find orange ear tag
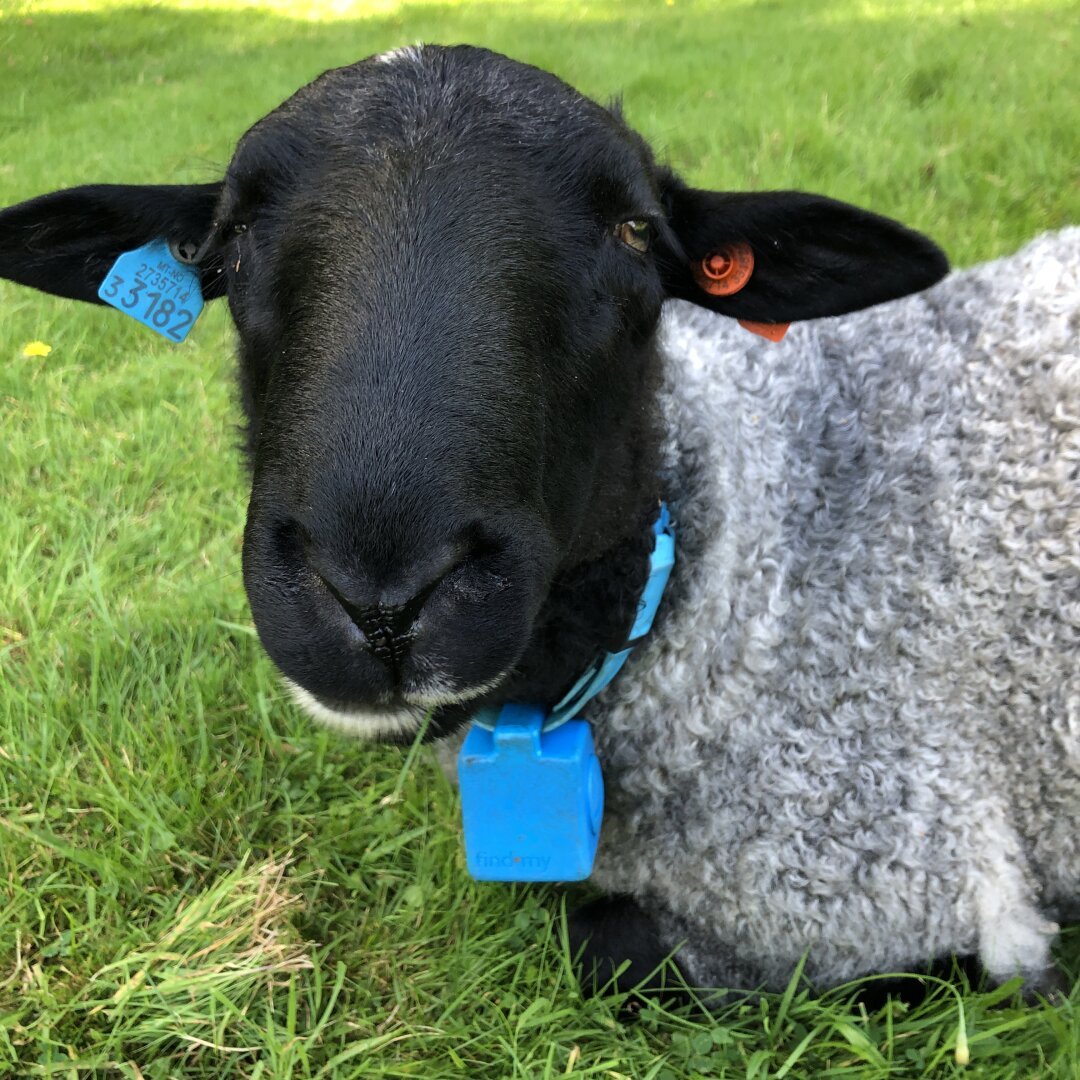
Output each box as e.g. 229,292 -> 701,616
737,319 -> 790,342
691,242 -> 790,343
692,242 -> 755,296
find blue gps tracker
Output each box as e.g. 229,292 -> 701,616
458,705 -> 603,881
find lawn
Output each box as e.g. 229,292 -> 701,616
1,0 -> 1078,1076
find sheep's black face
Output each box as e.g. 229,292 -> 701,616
223,47 -> 669,739
0,45 -> 950,741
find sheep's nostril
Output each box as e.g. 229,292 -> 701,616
316,564 -> 453,677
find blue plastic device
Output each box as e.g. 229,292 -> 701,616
458,504 -> 675,882
97,239 -> 204,342
458,705 -> 604,881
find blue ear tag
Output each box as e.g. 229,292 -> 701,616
97,239 -> 204,342
458,504 -> 675,883
458,704 -> 603,881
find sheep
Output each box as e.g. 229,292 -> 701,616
0,43 -> 1075,1000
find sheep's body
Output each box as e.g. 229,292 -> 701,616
587,229 -> 1080,991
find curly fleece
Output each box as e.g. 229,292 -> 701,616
584,229 -> 1080,991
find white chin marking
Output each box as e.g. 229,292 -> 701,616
374,44 -> 424,66
285,680 -> 425,740
406,674 -> 507,709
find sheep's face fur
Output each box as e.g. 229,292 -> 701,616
0,45 -> 947,742
227,48 -> 672,740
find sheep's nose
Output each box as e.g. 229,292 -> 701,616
314,560 -> 456,679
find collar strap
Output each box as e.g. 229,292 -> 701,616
471,503 -> 675,733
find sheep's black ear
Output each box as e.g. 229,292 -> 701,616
0,182 -> 225,304
658,183 -> 949,326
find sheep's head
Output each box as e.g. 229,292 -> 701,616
0,46 -> 947,741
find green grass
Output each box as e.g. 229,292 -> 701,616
1,0 -> 1078,1075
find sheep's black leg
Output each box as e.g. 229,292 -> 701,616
1015,963 -> 1070,1004
847,955 -> 983,1011
568,895 -> 688,1001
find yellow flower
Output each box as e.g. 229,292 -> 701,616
22,340 -> 52,358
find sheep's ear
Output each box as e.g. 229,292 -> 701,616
0,182 -> 225,304
658,185 -> 949,328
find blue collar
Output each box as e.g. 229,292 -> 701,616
471,502 -> 675,732
457,504 -> 675,882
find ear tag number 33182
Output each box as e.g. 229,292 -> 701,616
98,239 -> 204,343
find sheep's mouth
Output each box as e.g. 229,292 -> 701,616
285,680 -> 427,740
284,678 -> 499,743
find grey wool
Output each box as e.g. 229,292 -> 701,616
574,228 -> 1080,993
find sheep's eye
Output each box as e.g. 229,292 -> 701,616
616,219 -> 651,253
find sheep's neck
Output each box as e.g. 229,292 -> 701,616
516,505 -> 661,699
